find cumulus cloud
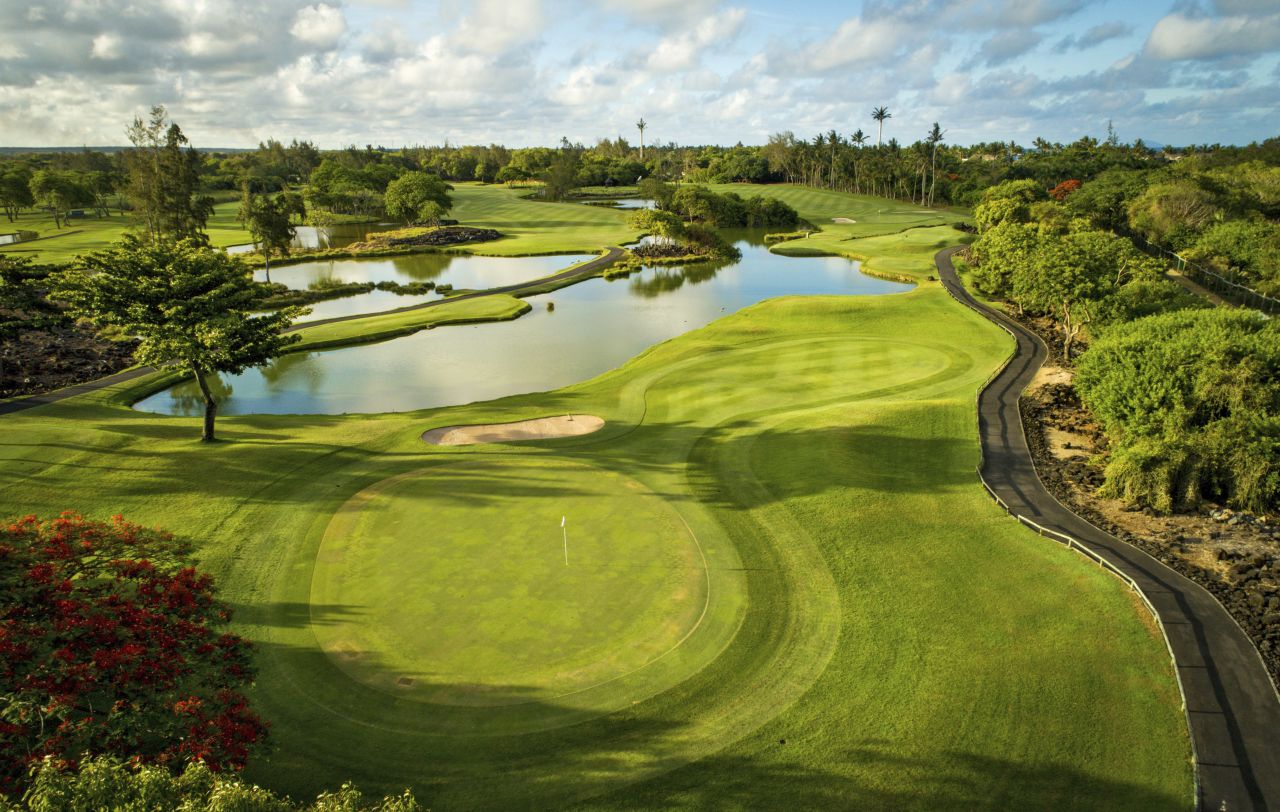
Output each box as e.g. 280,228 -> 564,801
290,4 -> 347,47
647,8 -> 746,72
1144,9 -> 1280,60
0,0 -> 1277,149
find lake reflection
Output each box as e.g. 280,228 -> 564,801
136,231 -> 911,416
262,253 -> 592,323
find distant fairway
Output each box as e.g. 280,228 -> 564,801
0,199 -> 252,264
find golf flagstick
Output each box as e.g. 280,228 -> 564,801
561,516 -> 568,566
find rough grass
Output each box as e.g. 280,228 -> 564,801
0,224 -> 1190,809
0,201 -> 252,264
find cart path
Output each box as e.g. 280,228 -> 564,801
936,245 -> 1280,811
0,247 -> 625,416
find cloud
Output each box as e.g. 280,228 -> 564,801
592,0 -> 725,29
0,0 -> 1277,150
647,8 -> 746,72
804,15 -> 913,71
1052,20 -> 1133,52
972,29 -> 1043,66
1144,10 -> 1280,60
290,4 -> 347,47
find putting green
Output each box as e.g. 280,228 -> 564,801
311,458 -> 727,715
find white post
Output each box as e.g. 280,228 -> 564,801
561,516 -> 568,566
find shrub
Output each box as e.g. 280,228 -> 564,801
1076,309 -> 1280,512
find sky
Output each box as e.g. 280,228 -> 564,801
0,0 -> 1277,149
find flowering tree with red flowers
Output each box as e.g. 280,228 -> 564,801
0,513 -> 267,792
1049,179 -> 1082,201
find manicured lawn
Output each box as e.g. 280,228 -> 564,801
706,182 -> 969,237
0,200 -> 252,264
447,183 -> 639,255
0,217 -> 1190,809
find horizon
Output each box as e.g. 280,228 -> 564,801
1,1 -> 1278,150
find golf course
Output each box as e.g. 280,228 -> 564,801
0,185 -> 1194,808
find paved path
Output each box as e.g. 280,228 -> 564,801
936,246 -> 1280,811
0,247 -> 625,416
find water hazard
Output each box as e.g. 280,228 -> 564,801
136,232 -> 911,416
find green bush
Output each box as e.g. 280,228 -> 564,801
6,757 -> 420,812
1076,309 -> 1280,512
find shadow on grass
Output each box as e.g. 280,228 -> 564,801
243,638 -> 1184,812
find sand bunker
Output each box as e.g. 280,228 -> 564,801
421,414 -> 605,445
832,217 -> 857,224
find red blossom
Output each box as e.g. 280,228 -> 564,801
0,513 -> 266,793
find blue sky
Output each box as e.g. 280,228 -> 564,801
0,0 -> 1277,148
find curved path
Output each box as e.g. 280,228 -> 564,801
0,247 -> 625,417
936,246 -> 1280,811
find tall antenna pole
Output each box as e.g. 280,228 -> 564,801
636,118 -> 647,161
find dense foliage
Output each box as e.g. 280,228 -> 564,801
1075,310 -> 1280,513
967,180 -> 1173,356
383,172 -> 453,225
667,186 -> 800,229
0,514 -> 267,793
53,238 -> 303,441
4,756 -> 419,811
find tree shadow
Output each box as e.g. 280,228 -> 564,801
241,636 -> 1183,811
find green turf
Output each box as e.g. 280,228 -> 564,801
0,211 -> 1190,808
311,457 -> 726,723
0,201 -> 253,264
706,183 -> 968,237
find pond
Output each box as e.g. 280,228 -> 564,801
256,253 -> 592,324
226,222 -> 400,255
135,232 -> 911,416
583,198 -> 655,210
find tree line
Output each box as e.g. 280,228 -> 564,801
964,177 -> 1279,515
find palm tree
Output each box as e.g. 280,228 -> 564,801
849,129 -> 870,193
826,129 -> 841,189
872,106 -> 891,148
926,122 -> 945,206
850,129 -> 867,193
636,118 -> 647,161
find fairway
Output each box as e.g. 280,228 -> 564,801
0,210 -> 1192,808
311,458 -> 730,719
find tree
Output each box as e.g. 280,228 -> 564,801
872,106 -> 892,148
0,165 -> 34,223
926,122 -> 945,205
123,106 -> 214,242
628,209 -> 685,244
241,193 -> 298,283
541,141 -> 581,202
0,513 -> 268,792
1076,309 -> 1280,513
637,177 -> 676,210
54,237 -> 304,441
28,170 -> 93,229
1011,229 -> 1161,357
1126,178 -> 1225,248
383,171 -> 453,225
636,117 -> 647,161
